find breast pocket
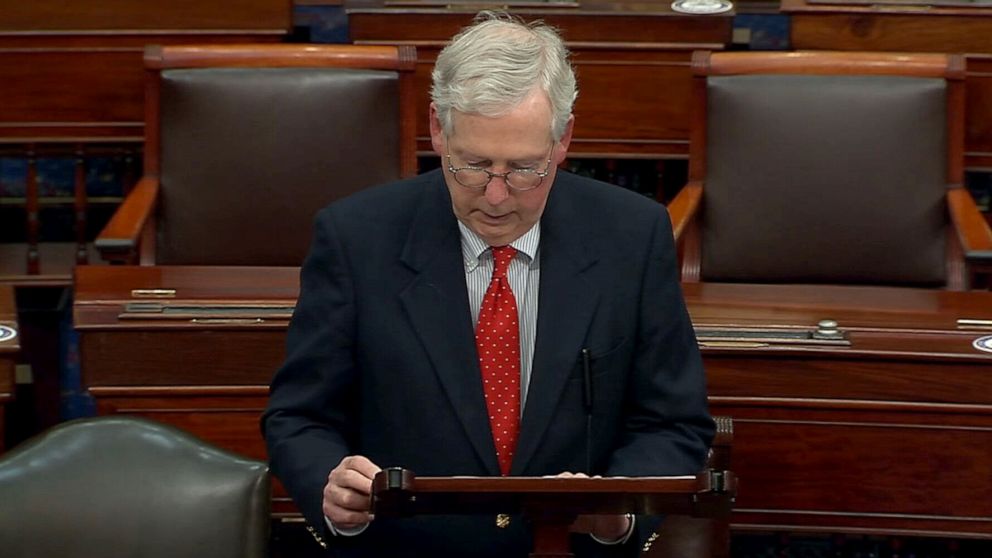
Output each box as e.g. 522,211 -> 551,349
569,337 -> 630,385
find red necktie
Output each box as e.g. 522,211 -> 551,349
476,245 -> 521,476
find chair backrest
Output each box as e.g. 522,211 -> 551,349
146,44 -> 417,265
689,51 -> 965,287
0,416 -> 270,558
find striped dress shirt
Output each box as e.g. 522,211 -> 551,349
458,221 -> 540,411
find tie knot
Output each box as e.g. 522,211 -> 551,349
491,246 -> 517,278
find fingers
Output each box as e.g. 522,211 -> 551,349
555,471 -> 589,478
338,455 -> 382,482
322,455 -> 383,529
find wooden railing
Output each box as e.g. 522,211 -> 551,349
0,143 -> 141,285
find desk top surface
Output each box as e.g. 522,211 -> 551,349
682,282 -> 992,329
74,266 -> 992,361
74,265 -> 300,302
682,282 -> 992,361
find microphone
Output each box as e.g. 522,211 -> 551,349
581,347 -> 593,474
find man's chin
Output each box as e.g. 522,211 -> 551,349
472,223 -> 516,247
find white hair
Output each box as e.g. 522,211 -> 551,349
430,11 -> 578,141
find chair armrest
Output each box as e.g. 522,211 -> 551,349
95,176 -> 159,263
668,181 -> 703,242
947,187 -> 992,267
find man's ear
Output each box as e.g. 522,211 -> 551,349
429,103 -> 445,156
554,115 -> 575,164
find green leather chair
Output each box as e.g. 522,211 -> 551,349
0,416 -> 270,558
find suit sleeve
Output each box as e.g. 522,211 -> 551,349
261,207 -> 360,535
604,207 -> 716,556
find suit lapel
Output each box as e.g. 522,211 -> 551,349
398,173 -> 500,475
513,175 -> 601,474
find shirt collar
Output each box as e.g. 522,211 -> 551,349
458,221 -> 541,272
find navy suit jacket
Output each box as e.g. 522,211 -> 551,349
262,169 -> 713,557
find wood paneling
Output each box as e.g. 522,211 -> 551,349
346,1 -> 731,158
0,46 -> 146,141
0,35 -> 287,143
725,409 -> 992,537
1,0 -> 291,32
781,0 -> 992,53
0,1 -> 290,143
92,388 -> 270,460
82,330 -> 285,386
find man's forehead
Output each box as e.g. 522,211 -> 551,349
449,139 -> 552,163
447,113 -> 553,147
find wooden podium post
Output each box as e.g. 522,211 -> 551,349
371,468 -> 736,558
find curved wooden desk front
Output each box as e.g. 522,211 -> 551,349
74,266 -> 992,538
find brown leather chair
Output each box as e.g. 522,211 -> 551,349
0,416 -> 270,558
95,44 -> 418,265
669,51 -> 992,290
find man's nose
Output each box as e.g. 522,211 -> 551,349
484,174 -> 511,205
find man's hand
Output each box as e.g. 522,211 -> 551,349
557,472 -> 633,542
323,455 -> 382,530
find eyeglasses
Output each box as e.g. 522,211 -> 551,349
445,143 -> 555,192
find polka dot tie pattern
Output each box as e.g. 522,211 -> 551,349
476,245 -> 521,476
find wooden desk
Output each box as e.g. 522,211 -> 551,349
73,265 -> 298,512
74,267 -> 992,537
346,0 -> 732,159
781,0 -> 992,170
683,282 -> 992,539
0,285 -> 19,453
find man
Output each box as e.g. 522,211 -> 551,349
262,12 -> 713,557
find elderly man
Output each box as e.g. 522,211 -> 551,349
263,11 -> 713,557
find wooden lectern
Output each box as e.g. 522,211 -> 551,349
372,468 -> 737,558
